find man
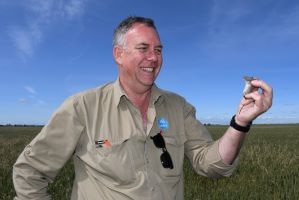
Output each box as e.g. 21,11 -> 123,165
13,16 -> 273,200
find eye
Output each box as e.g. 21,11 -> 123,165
136,47 -> 148,53
155,48 -> 162,55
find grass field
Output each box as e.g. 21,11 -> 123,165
1,124 -> 298,200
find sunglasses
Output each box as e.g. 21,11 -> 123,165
150,131 -> 174,169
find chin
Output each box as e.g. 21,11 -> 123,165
139,81 -> 154,88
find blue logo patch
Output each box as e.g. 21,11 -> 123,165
158,118 -> 169,130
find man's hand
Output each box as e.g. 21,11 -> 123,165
219,78 -> 273,165
236,79 -> 273,126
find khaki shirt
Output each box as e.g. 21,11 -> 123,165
13,78 -> 237,200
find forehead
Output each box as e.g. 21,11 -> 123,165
124,23 -> 161,45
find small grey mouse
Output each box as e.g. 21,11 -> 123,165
243,76 -> 258,96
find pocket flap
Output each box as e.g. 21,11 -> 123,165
164,134 -> 186,146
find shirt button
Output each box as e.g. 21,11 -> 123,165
25,145 -> 31,155
25,149 -> 31,155
151,187 -> 155,191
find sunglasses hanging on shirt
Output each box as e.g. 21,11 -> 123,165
150,131 -> 174,169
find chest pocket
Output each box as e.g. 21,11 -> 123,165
160,133 -> 186,178
93,137 -> 137,185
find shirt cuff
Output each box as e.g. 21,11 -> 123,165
206,140 -> 239,177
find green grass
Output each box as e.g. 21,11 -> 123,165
1,125 -> 298,200
0,127 -> 40,200
184,124 -> 299,200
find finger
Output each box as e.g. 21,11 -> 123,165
245,90 -> 273,113
251,79 -> 273,98
244,91 -> 262,106
241,96 -> 254,105
251,79 -> 273,110
238,96 -> 255,114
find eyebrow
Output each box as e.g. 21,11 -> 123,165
136,43 -> 163,49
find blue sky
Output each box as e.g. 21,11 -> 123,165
1,0 -> 299,125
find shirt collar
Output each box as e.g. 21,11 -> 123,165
113,77 -> 164,107
150,83 -> 164,106
113,77 -> 126,106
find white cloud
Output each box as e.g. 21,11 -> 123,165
20,86 -> 48,106
24,86 -> 37,95
9,24 -> 42,60
65,0 -> 86,19
26,0 -> 86,20
9,0 -> 87,60
10,28 -> 33,58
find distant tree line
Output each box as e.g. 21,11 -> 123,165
0,124 -> 43,127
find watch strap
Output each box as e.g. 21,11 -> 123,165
230,115 -> 252,133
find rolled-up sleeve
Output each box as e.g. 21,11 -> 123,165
13,96 -> 84,199
183,101 -> 238,178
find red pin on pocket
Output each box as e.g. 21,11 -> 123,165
95,139 -> 112,148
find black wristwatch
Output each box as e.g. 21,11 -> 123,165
230,115 -> 252,133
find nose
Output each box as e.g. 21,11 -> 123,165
146,49 -> 160,62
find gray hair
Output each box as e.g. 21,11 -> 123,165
113,16 -> 157,47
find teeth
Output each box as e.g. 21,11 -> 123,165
142,67 -> 153,72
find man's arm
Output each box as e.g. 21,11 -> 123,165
219,79 -> 273,164
13,96 -> 84,199
183,103 -> 238,178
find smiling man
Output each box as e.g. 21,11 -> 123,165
13,16 -> 273,200
113,21 -> 163,124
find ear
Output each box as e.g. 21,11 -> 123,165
113,45 -> 124,65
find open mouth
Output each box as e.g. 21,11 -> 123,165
142,67 -> 154,72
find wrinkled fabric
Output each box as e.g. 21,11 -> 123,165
13,78 -> 237,200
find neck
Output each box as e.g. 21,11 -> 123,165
119,79 -> 152,119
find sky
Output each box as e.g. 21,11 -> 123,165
1,0 -> 299,125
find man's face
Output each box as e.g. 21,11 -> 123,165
115,23 -> 163,92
